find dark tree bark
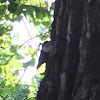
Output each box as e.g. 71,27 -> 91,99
37,0 -> 100,100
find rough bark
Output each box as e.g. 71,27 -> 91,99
36,0 -> 100,100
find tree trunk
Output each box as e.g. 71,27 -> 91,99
36,0 -> 100,100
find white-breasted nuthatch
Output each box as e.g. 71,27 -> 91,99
37,41 -> 55,69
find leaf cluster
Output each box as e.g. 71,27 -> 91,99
0,0 -> 54,99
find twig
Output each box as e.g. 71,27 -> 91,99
3,94 -> 9,100
0,55 -> 14,66
17,34 -> 42,50
0,34 -> 42,66
22,16 -> 36,46
0,95 -> 5,100
0,26 -> 50,66
15,68 -> 27,86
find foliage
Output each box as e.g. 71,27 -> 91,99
3,85 -> 30,100
0,0 -> 54,99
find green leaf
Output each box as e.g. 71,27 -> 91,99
0,0 -> 6,3
0,88 -> 3,95
8,3 -> 18,13
9,57 -> 23,69
0,5 -> 6,18
33,21 -> 40,26
42,22 -> 51,28
8,0 -> 16,3
23,58 -> 35,68
0,48 -> 3,54
33,6 -> 39,12
36,11 -> 44,19
10,45 -> 17,53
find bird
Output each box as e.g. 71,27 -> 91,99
37,41 -> 54,69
